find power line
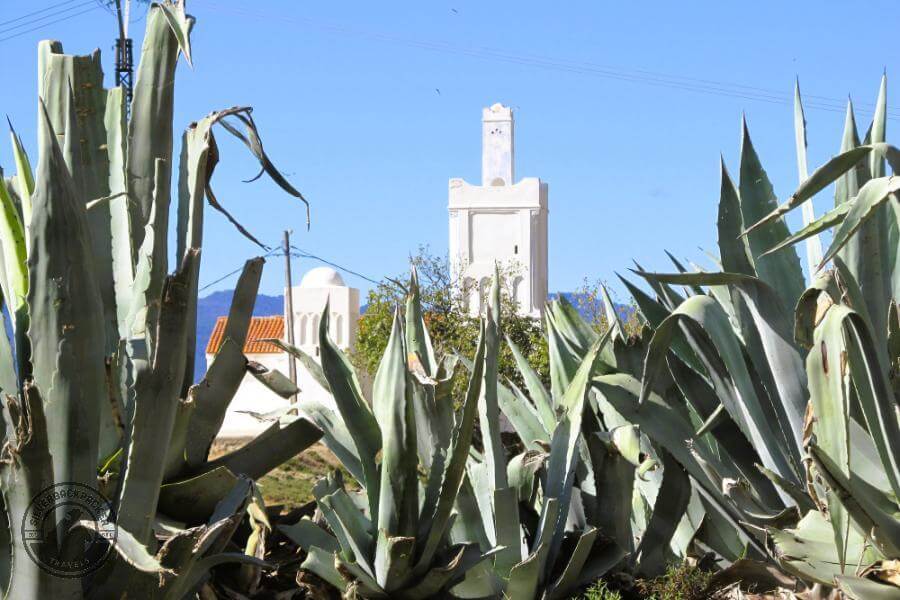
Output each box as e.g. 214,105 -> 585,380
0,4 -> 100,43
199,244 -> 282,292
0,0 -> 82,28
198,243 -> 385,293
0,1 -> 96,35
193,0 -> 900,120
290,245 -> 383,286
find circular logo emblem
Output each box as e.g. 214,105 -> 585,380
22,482 -> 117,578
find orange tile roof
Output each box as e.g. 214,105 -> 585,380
206,315 -> 285,355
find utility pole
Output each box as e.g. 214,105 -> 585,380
283,230 -> 298,402
113,0 -> 134,117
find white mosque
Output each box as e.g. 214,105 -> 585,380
212,103 -> 547,437
208,267 -> 359,437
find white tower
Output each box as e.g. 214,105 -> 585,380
449,103 -> 548,318
289,267 -> 360,410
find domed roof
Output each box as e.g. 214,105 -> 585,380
299,267 -> 346,288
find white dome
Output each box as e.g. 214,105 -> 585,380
299,267 -> 345,288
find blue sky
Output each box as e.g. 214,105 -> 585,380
1,1 -> 897,301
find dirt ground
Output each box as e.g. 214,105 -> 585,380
209,440 -> 345,510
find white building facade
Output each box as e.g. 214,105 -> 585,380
449,103 -> 549,318
209,267 -> 359,438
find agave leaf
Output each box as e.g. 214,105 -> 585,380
129,2 -> 185,250
167,553 -> 269,599
809,445 -> 900,558
746,146 -> 874,237
38,41 -> 121,354
507,450 -> 543,504
769,509 -> 881,586
373,310 -> 418,566
157,0 -> 195,67
738,119 -> 806,314
0,167 -> 26,333
506,536 -> 556,600
667,355 -> 767,488
246,361 -> 299,398
539,330 -> 610,570
618,275 -> 702,373
821,176 -> 900,267
405,267 -> 436,374
761,203 -> 850,261
405,268 -> 449,468
639,271 -> 806,463
499,378 -> 549,450
29,101 -> 107,490
105,86 -> 133,341
836,575 -> 900,600
506,335 -> 555,431
593,373 -> 767,557
263,337 -> 329,390
117,250 -> 198,543
374,533 -> 416,592
296,397 -> 364,483
215,111 -> 311,228
638,294 -> 799,493
479,268 -> 508,492
300,546 -> 345,589
320,489 -> 376,578
279,519 -> 340,554
78,521 -> 170,576
543,528 -> 600,600
587,431 -> 635,554
871,75 -> 888,178
318,302 -> 381,519
600,283 -> 626,339
404,544 -> 503,600
837,308 -> 900,499
0,385 -> 76,597
492,486 -> 523,578
545,305 -> 583,400
792,80 -> 825,272
182,339 -> 247,469
415,324 -> 485,574
633,450 -> 690,577
7,121 -> 34,236
717,159 -> 755,277
835,100 -> 864,208
205,416 -> 321,481
807,305 -> 853,568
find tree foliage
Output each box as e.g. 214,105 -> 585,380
353,246 -> 549,395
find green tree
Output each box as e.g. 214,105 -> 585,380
353,246 -> 548,396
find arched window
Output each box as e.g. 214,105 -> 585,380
334,313 -> 344,345
479,277 -> 491,314
298,314 -> 308,345
311,314 -> 321,345
512,276 -> 525,308
463,277 -> 476,312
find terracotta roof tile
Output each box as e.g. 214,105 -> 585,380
206,315 -> 285,355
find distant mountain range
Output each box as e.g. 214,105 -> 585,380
193,289 -> 631,381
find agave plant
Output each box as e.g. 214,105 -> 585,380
0,1 -> 322,597
535,77 -> 900,598
282,264 -> 698,598
275,273 -> 503,598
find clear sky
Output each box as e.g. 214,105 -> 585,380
1,1 -> 898,301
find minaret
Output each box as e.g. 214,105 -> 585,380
448,103 -> 549,319
482,103 -> 514,186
